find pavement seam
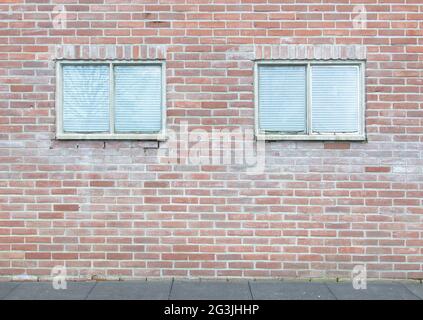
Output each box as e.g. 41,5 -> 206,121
324,283 -> 338,300
247,281 -> 254,300
85,282 -> 98,300
400,282 -> 422,300
167,278 -> 174,300
2,282 -> 22,300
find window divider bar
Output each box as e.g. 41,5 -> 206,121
109,62 -> 115,134
306,62 -> 312,135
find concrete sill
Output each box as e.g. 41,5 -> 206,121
56,133 -> 167,141
256,134 -> 366,141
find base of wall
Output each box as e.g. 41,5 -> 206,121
1,276 -> 422,284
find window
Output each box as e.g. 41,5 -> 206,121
255,61 -> 365,141
56,61 -> 166,140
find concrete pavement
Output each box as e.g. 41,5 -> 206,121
0,280 -> 422,300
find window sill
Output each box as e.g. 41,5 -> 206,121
256,133 -> 366,141
56,133 -> 167,141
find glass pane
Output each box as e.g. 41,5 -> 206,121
114,65 -> 162,133
311,65 -> 360,133
258,65 -> 306,133
62,65 -> 110,133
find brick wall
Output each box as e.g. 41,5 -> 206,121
0,0 -> 422,281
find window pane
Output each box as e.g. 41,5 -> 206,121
258,65 -> 306,133
311,65 -> 360,133
62,65 -> 110,133
114,65 -> 162,133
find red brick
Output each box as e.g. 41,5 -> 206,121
11,85 -> 33,92
90,181 -> 115,187
365,166 -> 391,173
53,204 -> 79,212
324,143 -> 351,150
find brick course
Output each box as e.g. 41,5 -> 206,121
0,0 -> 422,280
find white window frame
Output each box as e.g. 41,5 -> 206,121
254,60 -> 366,141
55,60 -> 166,140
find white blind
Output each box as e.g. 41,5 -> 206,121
258,65 -> 306,133
311,65 -> 360,133
62,65 -> 110,133
114,65 -> 162,133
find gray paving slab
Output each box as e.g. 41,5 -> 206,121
401,283 -> 423,300
170,281 -> 252,300
4,281 -> 95,300
0,282 -> 20,300
327,282 -> 420,300
87,281 -> 172,300
250,281 -> 335,300
1,280 -> 421,300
